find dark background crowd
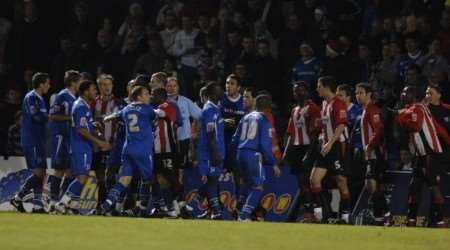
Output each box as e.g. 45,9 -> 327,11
1,0 -> 450,169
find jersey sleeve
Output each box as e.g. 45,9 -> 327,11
396,106 -> 423,132
367,106 -> 384,147
49,94 -> 64,115
260,118 -> 276,166
28,96 -> 48,124
203,108 -> 216,134
74,106 -> 90,130
307,102 -> 322,135
286,110 -> 295,135
187,98 -> 202,120
333,100 -> 348,126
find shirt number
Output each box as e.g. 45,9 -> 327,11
128,114 -> 139,132
240,121 -> 258,140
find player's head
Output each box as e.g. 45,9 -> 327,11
225,74 -> 241,97
165,76 -> 179,96
97,73 -> 114,96
336,84 -> 352,103
150,72 -> 167,90
425,84 -> 442,105
151,87 -> 168,105
243,87 -> 257,111
79,80 -> 98,101
400,86 -> 417,106
32,72 -> 51,94
199,86 -> 208,104
255,94 -> 272,112
355,83 -> 373,106
205,81 -> 223,103
135,74 -> 150,87
293,81 -> 308,103
126,79 -> 137,97
64,70 -> 82,92
316,76 -> 336,98
131,85 -> 150,104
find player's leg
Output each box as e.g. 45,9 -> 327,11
56,152 -> 91,213
427,154 -> 446,228
406,156 -> 424,227
93,151 -> 108,212
135,153 -> 155,216
102,153 -> 133,213
310,165 -> 328,221
11,146 -> 46,213
335,174 -> 351,223
239,152 -> 266,221
60,168 -> 74,198
206,160 -> 223,219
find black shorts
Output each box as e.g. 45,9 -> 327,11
154,153 -> 178,185
178,139 -> 190,169
314,141 -> 349,176
283,145 -> 311,175
414,153 -> 446,185
91,151 -> 109,171
364,158 -> 386,181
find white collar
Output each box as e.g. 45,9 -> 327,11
207,100 -> 219,108
226,93 -> 242,103
32,90 -> 43,100
64,88 -> 76,99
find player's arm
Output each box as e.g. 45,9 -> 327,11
29,97 -> 48,123
395,106 -> 423,132
260,119 -> 280,177
230,118 -> 243,151
188,98 -> 202,120
308,103 -> 322,137
433,117 -> 450,145
367,110 -> 384,149
49,97 -> 70,121
104,112 -> 120,122
76,109 -> 111,150
206,111 -> 221,165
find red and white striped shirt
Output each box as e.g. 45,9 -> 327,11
321,96 -> 348,144
396,102 -> 450,156
154,102 -> 178,154
361,102 -> 384,159
91,95 -> 121,144
286,100 -> 321,146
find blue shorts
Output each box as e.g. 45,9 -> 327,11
120,151 -> 153,180
23,145 -> 47,169
51,134 -> 70,169
107,139 -> 124,167
237,149 -> 266,188
71,151 -> 92,177
198,159 -> 223,177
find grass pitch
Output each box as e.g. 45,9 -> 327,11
0,212 -> 448,250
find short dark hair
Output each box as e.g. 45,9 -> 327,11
205,81 -> 220,98
226,74 -> 241,86
243,87 -> 257,98
293,80 -> 309,91
318,76 -> 337,92
79,80 -> 96,96
255,94 -> 272,110
135,74 -> 150,86
199,86 -> 208,99
337,84 -> 353,97
428,83 -> 442,94
131,86 -> 147,101
404,85 -> 418,99
32,72 -> 50,89
152,87 -> 168,101
355,82 -> 373,94
407,64 -> 421,74
64,70 -> 81,87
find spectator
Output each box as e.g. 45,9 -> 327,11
398,33 -> 425,81
134,33 -> 166,77
174,15 -> 200,99
278,14 -> 305,75
421,39 -> 449,79
50,35 -> 83,91
160,13 -> 179,57
156,0 -> 184,27
7,111 -> 23,157
291,43 -> 322,91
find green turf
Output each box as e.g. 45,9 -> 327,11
0,212 -> 448,250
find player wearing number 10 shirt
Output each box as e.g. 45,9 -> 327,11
233,95 -> 279,221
